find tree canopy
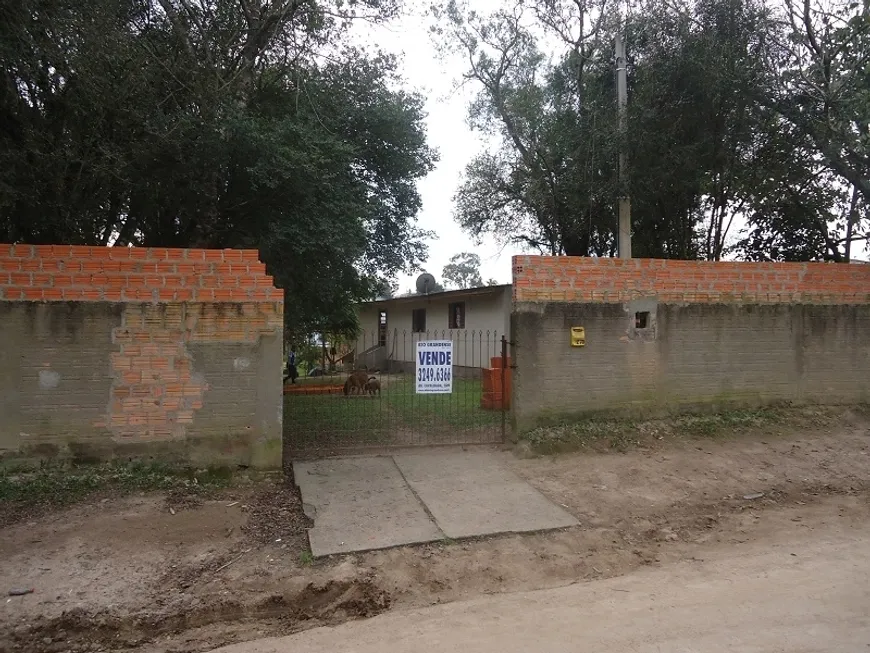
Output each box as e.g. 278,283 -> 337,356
435,0 -> 869,262
442,251 -> 484,288
0,0 -> 437,335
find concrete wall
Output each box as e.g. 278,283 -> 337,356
355,287 -> 511,370
0,244 -> 284,468
512,256 -> 870,432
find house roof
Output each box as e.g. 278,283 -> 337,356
357,284 -> 511,307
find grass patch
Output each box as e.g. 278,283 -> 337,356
284,374 -> 502,447
524,418 -> 641,455
521,404 -> 863,455
284,393 -> 391,447
0,460 -> 236,518
668,408 -> 783,437
384,377 -> 500,429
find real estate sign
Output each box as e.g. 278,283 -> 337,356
415,340 -> 453,394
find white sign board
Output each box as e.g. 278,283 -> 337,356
415,340 -> 453,394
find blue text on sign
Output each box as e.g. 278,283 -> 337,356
417,350 -> 452,367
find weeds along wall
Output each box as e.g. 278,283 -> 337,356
0,244 -> 284,468
511,256 -> 870,433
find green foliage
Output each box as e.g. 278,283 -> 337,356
766,0 -> 870,205
0,461 -> 234,508
521,405 -> 837,455
626,0 -> 773,260
436,0 -> 869,262
442,251 -> 484,288
375,279 -> 400,299
0,0 -> 436,334
440,1 -> 619,256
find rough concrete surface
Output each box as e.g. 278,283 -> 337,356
294,450 -> 578,556
210,526 -> 870,653
393,451 -> 578,538
292,457 -> 443,556
512,301 -> 870,432
0,300 -> 283,468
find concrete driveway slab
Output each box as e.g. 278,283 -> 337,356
392,451 -> 579,539
293,457 -> 443,557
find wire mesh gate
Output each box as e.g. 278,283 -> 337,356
283,329 -> 510,456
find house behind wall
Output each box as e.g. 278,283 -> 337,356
512,256 -> 870,433
354,286 -> 511,373
0,244 -> 284,468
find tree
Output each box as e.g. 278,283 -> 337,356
0,0 -> 436,335
735,119 -> 867,262
442,252 -> 484,288
739,0 -> 870,261
626,0 -> 774,260
764,0 -> 870,204
435,0 -> 868,263
375,279 -> 400,300
438,0 -> 620,257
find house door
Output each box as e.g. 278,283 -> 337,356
378,310 -> 388,347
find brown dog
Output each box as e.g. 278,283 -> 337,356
343,370 -> 369,396
364,377 -> 381,397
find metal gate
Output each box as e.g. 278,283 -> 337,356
284,329 -> 510,457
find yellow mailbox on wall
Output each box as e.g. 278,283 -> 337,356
570,326 -> 586,347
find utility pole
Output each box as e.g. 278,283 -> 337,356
615,33 -> 632,259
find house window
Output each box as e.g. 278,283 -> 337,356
448,302 -> 466,329
412,308 -> 426,333
378,310 -> 387,347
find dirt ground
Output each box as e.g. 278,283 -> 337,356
2,408 -> 869,653
211,516 -> 870,653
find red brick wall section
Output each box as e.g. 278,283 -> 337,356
0,243 -> 283,444
513,256 -> 870,304
99,302 -> 283,440
0,244 -> 280,303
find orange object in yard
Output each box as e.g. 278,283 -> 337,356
480,357 -> 511,410
283,384 -> 344,395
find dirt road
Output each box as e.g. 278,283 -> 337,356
2,406 -> 869,652
212,523 -> 870,653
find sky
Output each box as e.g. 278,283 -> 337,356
352,1 -> 524,294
